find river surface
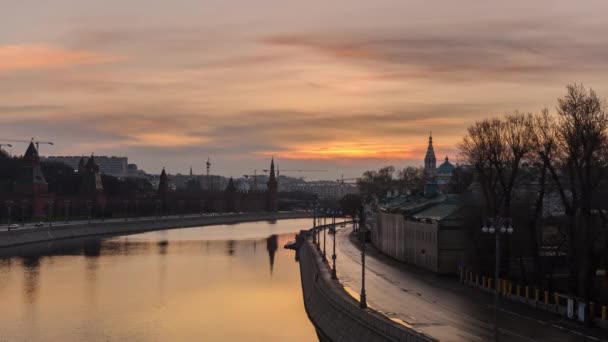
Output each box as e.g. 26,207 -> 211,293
0,218 -> 317,342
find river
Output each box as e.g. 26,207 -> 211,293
0,218 -> 317,341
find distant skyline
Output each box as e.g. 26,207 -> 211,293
2,0 -> 608,180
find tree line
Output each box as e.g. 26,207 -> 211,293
459,84 -> 608,303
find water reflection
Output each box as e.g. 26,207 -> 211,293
0,219 -> 316,342
22,256 -> 40,305
267,234 -> 278,275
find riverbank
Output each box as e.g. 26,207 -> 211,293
0,211 -> 313,248
298,226 -> 434,342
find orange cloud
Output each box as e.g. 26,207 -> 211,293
127,133 -> 208,148
263,142 -> 425,160
0,44 -> 117,73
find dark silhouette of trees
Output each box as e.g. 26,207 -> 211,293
357,166 -> 396,197
397,166 -> 424,194
340,193 -> 362,218
460,84 -> 608,307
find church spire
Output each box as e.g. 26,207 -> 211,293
424,132 -> 436,171
268,157 -> 276,183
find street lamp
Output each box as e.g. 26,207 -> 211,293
481,217 -> 514,342
134,199 -> 139,219
323,212 -> 327,258
359,208 -> 367,309
5,200 -> 14,230
64,200 -> 71,223
21,199 -> 28,224
155,199 -> 161,222
123,200 -> 129,222
331,208 -> 337,279
47,199 -> 54,227
312,201 -> 318,246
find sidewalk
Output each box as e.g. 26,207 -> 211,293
330,225 -> 608,341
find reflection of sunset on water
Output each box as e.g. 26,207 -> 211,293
0,219 -> 316,342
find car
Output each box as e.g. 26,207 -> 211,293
34,222 -> 44,228
8,224 -> 20,230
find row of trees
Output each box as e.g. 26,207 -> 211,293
459,84 -> 608,302
356,166 -> 425,198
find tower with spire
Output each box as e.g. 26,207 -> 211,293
423,133 -> 439,197
16,141 -> 48,195
266,158 -> 278,211
15,141 -> 50,218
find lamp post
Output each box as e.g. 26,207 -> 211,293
64,200 -> 71,223
155,199 -> 161,222
312,201 -> 318,246
331,208 -> 337,279
359,207 -> 367,309
323,211 -> 327,258
5,200 -> 14,230
21,199 -> 28,225
481,217 -> 514,342
123,200 -> 129,222
48,199 -> 54,227
134,199 -> 139,219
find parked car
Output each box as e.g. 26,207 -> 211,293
34,222 -> 44,228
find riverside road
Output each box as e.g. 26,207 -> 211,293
331,225 -> 608,342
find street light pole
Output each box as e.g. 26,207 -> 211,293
48,200 -> 54,227
64,200 -> 70,223
123,200 -> 129,222
482,217 -> 513,342
21,199 -> 27,225
359,209 -> 367,309
5,201 -> 13,230
323,214 -> 327,258
331,209 -> 337,279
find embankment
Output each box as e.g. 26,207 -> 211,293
298,234 -> 435,342
0,211 -> 311,248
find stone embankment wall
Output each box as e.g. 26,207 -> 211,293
299,237 -> 435,342
0,212 -> 312,248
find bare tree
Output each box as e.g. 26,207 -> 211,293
553,84 -> 608,300
397,166 -> 424,194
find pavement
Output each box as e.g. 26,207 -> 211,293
323,225 -> 608,342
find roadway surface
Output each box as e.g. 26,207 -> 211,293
325,225 -> 608,342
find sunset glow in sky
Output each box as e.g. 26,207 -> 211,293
2,0 -> 608,178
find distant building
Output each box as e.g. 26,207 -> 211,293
292,181 -> 357,200
437,156 -> 455,186
368,134 -> 471,275
44,156 -> 129,178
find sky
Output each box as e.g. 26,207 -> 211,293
2,0 -> 608,180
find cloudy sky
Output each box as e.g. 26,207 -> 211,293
2,0 -> 608,179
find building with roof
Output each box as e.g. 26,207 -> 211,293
366,135 -> 471,274
437,156 -> 455,186
44,156 -> 128,178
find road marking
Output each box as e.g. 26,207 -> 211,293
497,307 -> 607,342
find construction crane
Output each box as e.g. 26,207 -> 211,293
0,138 -> 54,154
205,157 -> 212,190
337,174 -> 359,185
262,169 -> 327,173
243,170 -> 260,190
